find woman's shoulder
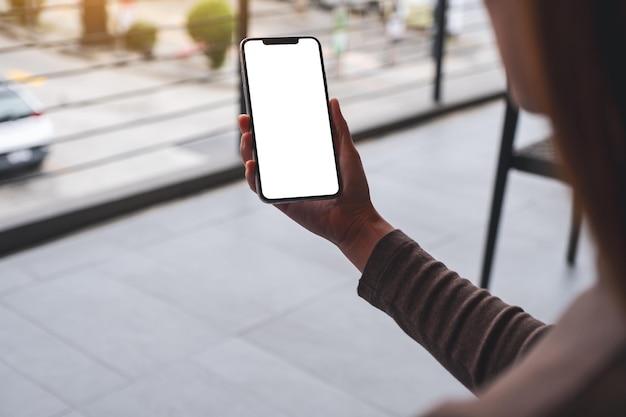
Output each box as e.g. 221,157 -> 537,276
422,283 -> 626,417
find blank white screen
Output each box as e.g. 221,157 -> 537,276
243,38 -> 340,201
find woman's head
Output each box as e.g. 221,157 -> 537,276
485,0 -> 626,304
483,0 -> 547,113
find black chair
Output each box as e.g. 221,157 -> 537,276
479,95 -> 583,289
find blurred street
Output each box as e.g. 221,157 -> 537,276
0,0 -> 504,231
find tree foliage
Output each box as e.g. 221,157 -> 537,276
8,0 -> 46,26
125,21 -> 158,57
186,0 -> 234,70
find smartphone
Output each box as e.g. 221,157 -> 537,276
240,36 -> 341,203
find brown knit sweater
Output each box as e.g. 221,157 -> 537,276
358,230 -> 626,417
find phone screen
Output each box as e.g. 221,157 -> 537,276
241,37 -> 341,203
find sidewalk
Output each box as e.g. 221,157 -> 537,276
0,100 -> 595,417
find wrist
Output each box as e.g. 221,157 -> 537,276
336,209 -> 395,272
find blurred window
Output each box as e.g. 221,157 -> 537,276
0,89 -> 35,122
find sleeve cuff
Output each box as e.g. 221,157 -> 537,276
357,229 -> 414,303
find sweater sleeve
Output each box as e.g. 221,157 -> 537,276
357,230 -> 551,392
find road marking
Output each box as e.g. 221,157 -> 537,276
5,69 -> 46,86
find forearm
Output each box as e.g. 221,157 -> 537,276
358,230 -> 551,391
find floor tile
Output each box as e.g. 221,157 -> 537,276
5,234 -> 124,281
80,363 -> 287,417
194,338 -> 392,417
81,213 -> 173,250
368,176 -> 479,248
2,268 -> 224,378
130,220 -> 352,333
0,305 -> 126,405
0,361 -> 68,417
136,182 -> 258,236
495,173 -> 577,245
214,207 -> 358,277
0,263 -> 33,294
244,286 -> 470,417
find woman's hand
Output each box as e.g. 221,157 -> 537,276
238,98 -> 394,271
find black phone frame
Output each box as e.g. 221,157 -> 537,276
239,36 -> 342,204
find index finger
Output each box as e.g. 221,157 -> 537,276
238,114 -> 251,134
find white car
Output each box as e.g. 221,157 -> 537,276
0,82 -> 53,172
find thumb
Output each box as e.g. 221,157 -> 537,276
330,98 -> 351,143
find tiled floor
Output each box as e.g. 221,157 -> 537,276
0,101 -> 595,417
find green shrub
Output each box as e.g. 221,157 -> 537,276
9,0 -> 45,26
186,0 -> 234,70
125,21 -> 158,58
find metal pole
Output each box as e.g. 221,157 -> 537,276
432,0 -> 448,103
26,0 -> 35,29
